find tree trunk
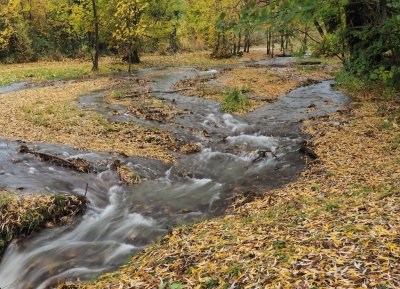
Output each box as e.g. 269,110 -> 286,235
233,34 -> 237,54
244,34 -> 250,53
237,32 -> 242,54
314,20 -> 324,37
302,30 -> 308,53
169,27 -> 179,52
91,0 -> 99,72
345,1 -> 365,65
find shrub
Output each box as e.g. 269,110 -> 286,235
221,89 -> 250,113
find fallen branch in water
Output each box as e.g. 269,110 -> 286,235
125,88 -> 195,98
18,145 -> 91,173
252,149 -> 279,163
298,61 -> 322,65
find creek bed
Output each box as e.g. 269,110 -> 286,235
0,59 -> 350,289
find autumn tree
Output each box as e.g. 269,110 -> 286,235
113,0 -> 149,71
91,0 -> 100,71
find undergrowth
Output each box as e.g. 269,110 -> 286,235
221,89 -> 250,113
335,69 -> 400,122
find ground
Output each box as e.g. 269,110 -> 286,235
0,50 -> 269,86
0,77 -> 178,163
0,50 -> 277,162
64,80 -> 399,289
0,51 -> 398,288
174,60 -> 337,113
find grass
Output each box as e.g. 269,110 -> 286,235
295,56 -> 341,66
0,61 -> 95,86
335,69 -> 399,123
0,50 -> 269,86
221,89 -> 250,113
0,190 -> 86,259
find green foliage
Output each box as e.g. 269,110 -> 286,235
159,281 -> 185,289
204,278 -> 219,288
221,89 -> 250,113
0,0 -> 398,92
311,183 -> 320,191
325,200 -> 341,212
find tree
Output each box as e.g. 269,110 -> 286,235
113,0 -> 149,71
91,0 -> 100,71
0,0 -> 34,62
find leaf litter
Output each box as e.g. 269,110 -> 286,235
64,81 -> 399,289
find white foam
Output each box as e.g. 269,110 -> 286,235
226,134 -> 277,148
222,114 -> 250,132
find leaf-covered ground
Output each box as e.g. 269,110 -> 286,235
174,63 -> 335,114
0,51 -> 268,86
66,84 -> 399,288
0,190 -> 86,259
105,79 -> 186,124
0,77 -> 179,162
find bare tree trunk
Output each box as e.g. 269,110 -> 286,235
233,35 -> 237,54
91,0 -> 99,71
128,46 -> 132,73
169,26 -> 179,52
302,29 -> 308,53
285,32 -> 289,52
237,32 -> 242,54
314,20 -> 325,37
244,34 -> 250,53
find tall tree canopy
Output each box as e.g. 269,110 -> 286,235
0,0 -> 398,84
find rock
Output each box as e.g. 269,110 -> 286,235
298,141 -> 318,160
18,144 -> 30,153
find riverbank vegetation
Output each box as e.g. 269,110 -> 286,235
0,190 -> 86,259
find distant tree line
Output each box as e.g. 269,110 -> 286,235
0,0 -> 398,85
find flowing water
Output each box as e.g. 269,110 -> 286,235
0,59 -> 350,289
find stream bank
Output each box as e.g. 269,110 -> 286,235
67,78 -> 399,289
0,58 -> 351,288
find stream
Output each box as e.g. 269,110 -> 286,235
0,58 -> 350,289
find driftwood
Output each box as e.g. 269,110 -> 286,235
298,141 -> 318,160
125,88 -> 195,98
298,61 -> 322,65
18,145 -> 91,173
